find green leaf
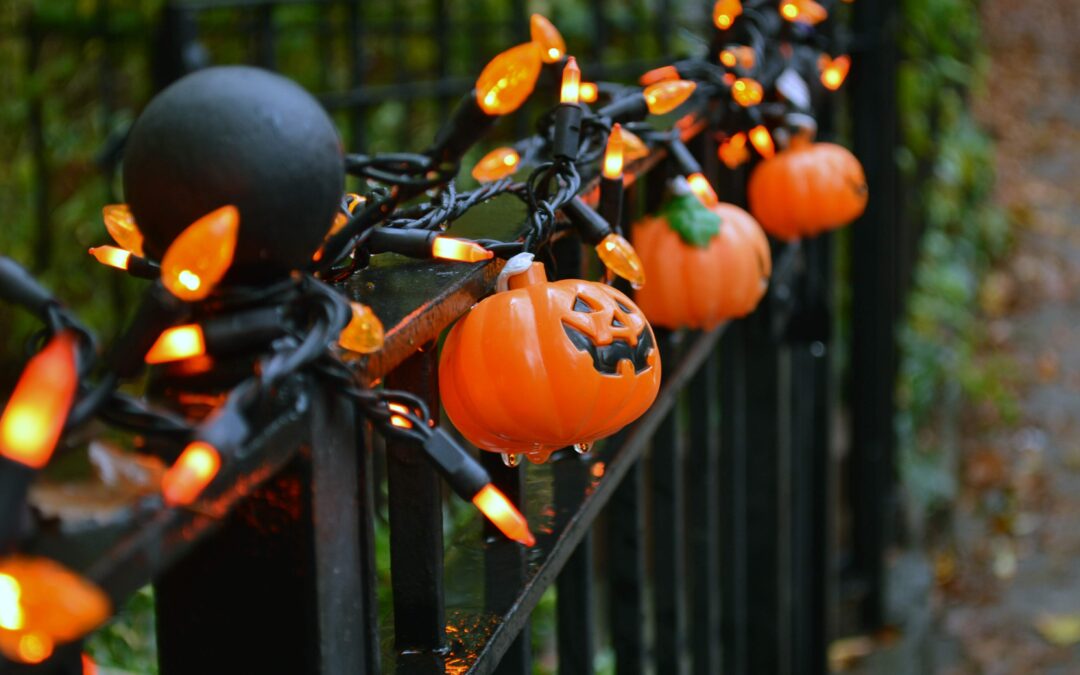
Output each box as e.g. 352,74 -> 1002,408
660,193 -> 721,248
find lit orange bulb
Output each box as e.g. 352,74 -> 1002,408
579,81 -> 599,103
472,483 -> 535,546
432,237 -> 494,263
820,55 -> 851,90
780,0 -> 827,24
639,65 -> 680,86
595,233 -> 645,289
721,46 -> 756,69
749,125 -> 776,158
339,302 -> 385,354
602,123 -> 624,180
0,332 -> 78,470
161,205 -> 239,302
0,556 -> 110,665
82,654 -> 99,675
529,14 -> 566,64
621,129 -> 650,161
101,204 -> 144,257
88,246 -> 131,271
713,0 -> 743,29
687,172 -> 719,208
476,42 -> 543,116
145,324 -> 206,364
718,132 -> 750,168
472,147 -> 521,183
731,77 -> 764,106
643,80 -> 697,115
560,56 -> 581,104
162,441 -> 221,506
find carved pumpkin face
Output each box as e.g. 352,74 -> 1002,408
633,201 -> 771,329
439,262 -> 661,463
747,140 -> 867,240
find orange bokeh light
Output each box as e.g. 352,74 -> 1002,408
162,441 -> 221,506
0,332 -> 78,469
145,325 -> 206,364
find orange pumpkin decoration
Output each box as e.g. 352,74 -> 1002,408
747,137 -> 868,240
633,193 -> 771,329
439,260 -> 661,464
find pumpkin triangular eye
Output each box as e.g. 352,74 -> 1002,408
615,300 -> 632,313
573,297 -> 595,313
611,317 -> 625,327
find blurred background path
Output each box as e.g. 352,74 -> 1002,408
930,0 -> 1080,671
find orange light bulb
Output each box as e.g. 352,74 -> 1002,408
687,172 -> 720,208
602,123 -> 625,179
101,204 -> 144,257
749,125 -> 776,158
639,65 -> 680,86
560,56 -> 581,104
713,0 -> 743,29
82,653 -> 99,675
720,50 -> 738,68
579,81 -> 599,103
718,132 -> 750,168
88,246 -> 131,271
780,0 -> 827,24
621,129 -> 650,161
476,42 -> 543,116
162,441 -> 221,506
595,233 -> 645,289
529,14 -> 566,64
0,556 -> 110,665
161,205 -> 239,302
643,80 -> 696,115
472,483 -> 535,546
820,55 -> 851,91
472,147 -> 520,183
145,324 -> 206,364
731,77 -> 764,106
339,302 -> 385,354
432,237 -> 494,263
0,332 -> 78,470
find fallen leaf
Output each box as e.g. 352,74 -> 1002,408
1034,613 -> 1080,647
828,635 -> 875,671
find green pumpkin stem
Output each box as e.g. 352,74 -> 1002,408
660,192 -> 721,248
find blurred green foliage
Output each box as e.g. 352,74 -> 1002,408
895,0 -> 1012,526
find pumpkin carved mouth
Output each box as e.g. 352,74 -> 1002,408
562,324 -> 655,375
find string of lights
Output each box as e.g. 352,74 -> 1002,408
0,0 -> 857,666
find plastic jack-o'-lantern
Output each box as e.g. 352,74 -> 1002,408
633,185 -> 771,329
439,257 -> 661,464
747,124 -> 867,241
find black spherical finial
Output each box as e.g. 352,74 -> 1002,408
123,66 -> 344,281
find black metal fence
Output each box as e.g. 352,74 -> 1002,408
5,1 -> 911,673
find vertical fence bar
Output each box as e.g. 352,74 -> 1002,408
849,0 -> 900,630
358,418 -> 383,674
607,458 -> 647,674
347,0 -> 366,152
719,320 -> 749,674
385,347 -> 446,657
252,2 -> 276,69
481,452 -> 530,675
652,330 -> 688,675
155,381 -> 365,674
688,349 -> 721,675
787,234 -> 832,675
555,455 -> 595,674
26,12 -> 49,271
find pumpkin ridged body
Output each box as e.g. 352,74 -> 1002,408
633,202 -> 771,329
440,270 -> 661,463
747,141 -> 867,240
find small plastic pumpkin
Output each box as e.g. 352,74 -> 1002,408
747,134 -> 867,240
439,260 -> 661,463
633,190 -> 771,329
